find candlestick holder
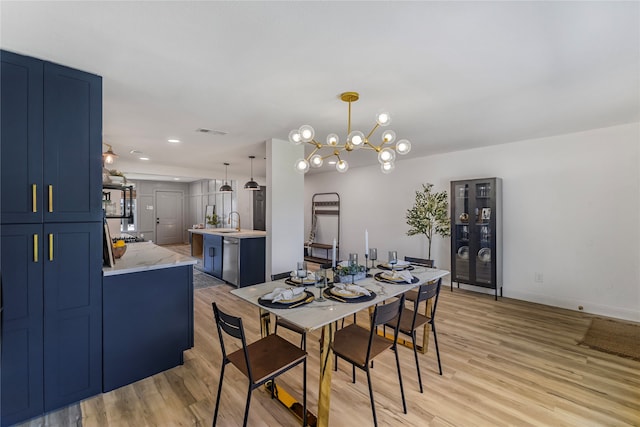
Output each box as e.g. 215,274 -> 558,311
365,254 -> 371,277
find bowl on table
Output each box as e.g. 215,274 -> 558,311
112,244 -> 127,259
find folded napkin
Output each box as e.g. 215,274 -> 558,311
333,283 -> 371,296
384,270 -> 414,283
262,287 -> 305,302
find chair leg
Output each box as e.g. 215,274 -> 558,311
352,364 -> 356,383
394,347 -> 407,414
432,322 -> 443,375
301,332 -> 306,351
242,384 -> 253,427
302,359 -> 307,427
212,363 -> 226,427
411,330 -> 423,393
365,367 -> 378,427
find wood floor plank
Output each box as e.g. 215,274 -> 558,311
16,271 -> 639,426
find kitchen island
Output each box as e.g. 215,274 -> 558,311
189,228 -> 266,287
102,242 -> 197,392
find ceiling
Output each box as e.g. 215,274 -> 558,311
1,1 -> 638,181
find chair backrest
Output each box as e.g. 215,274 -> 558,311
212,302 -> 254,379
404,256 -> 434,268
271,272 -> 290,281
412,278 -> 442,323
366,295 -> 405,361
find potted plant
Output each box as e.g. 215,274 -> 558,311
206,213 -> 219,228
108,169 -> 127,185
406,183 -> 451,264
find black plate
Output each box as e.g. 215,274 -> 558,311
376,264 -> 414,271
323,287 -> 376,303
374,272 -> 419,285
258,290 -> 314,309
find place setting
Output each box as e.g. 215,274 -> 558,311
323,282 -> 376,303
284,261 -> 323,286
376,250 -> 415,271
258,286 -> 315,309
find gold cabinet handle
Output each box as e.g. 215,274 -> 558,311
32,184 -> 37,212
34,234 -> 39,262
48,185 -> 53,212
49,233 -> 54,261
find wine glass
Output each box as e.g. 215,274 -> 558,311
369,248 -> 378,269
296,261 -> 307,284
388,250 -> 398,270
315,269 -> 326,301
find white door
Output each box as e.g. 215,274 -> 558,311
155,191 -> 183,245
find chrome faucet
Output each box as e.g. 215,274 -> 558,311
228,211 -> 241,231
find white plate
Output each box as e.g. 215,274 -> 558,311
478,248 -> 491,262
331,287 -> 364,299
457,246 -> 469,260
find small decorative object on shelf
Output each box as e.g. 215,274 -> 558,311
112,240 -> 127,259
108,169 -> 127,185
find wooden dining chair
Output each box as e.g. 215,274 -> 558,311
385,278 -> 442,393
271,272 -> 307,350
212,302 -> 308,427
331,295 -> 407,427
403,256 -> 434,302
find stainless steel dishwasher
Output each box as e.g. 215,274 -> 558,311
222,237 -> 239,287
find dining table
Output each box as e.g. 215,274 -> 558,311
230,265 -> 450,427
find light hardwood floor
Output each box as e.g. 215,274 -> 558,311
18,283 -> 640,427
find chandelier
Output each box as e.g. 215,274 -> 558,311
289,92 -> 411,174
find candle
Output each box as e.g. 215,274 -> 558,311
332,238 -> 336,268
365,229 -> 369,256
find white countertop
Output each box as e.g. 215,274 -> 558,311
103,241 -> 197,277
188,228 -> 266,239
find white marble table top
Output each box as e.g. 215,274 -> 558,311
231,267 -> 450,332
103,241 -> 197,277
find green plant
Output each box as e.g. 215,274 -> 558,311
334,264 -> 366,277
406,183 -> 451,260
108,169 -> 127,184
206,213 -> 218,227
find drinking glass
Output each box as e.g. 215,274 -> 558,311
388,251 -> 398,269
315,270 -> 326,301
369,248 -> 377,268
296,261 -> 307,283
349,253 -> 358,267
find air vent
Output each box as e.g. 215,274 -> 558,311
196,128 -> 228,136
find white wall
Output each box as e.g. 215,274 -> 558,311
305,123 -> 640,321
267,138 -> 304,280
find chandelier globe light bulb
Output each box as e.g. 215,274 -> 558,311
295,158 -> 310,174
378,147 -> 396,164
381,161 -> 395,174
326,133 -> 339,146
376,111 -> 392,126
381,130 -> 396,144
336,159 -> 349,173
299,125 -> 315,142
310,154 -> 323,168
396,139 -> 412,155
289,130 -> 302,145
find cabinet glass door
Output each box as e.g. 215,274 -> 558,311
474,181 -> 493,285
452,182 -> 470,281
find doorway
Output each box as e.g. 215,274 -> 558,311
155,190 -> 184,245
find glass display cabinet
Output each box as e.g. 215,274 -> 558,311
450,178 -> 502,300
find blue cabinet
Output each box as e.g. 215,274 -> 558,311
0,51 -> 102,225
1,224 -> 44,426
103,266 -> 193,392
203,233 -> 223,278
1,50 -> 103,427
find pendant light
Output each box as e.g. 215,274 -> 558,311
219,163 -> 233,193
244,156 -> 260,190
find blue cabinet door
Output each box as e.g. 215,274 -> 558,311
204,234 -> 223,278
0,51 -> 44,224
43,62 -> 102,223
1,224 -> 44,427
42,222 -> 102,411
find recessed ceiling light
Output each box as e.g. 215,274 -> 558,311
139,157 -> 150,161
168,139 -> 181,143
173,177 -> 180,181
328,160 -> 337,165
130,149 -> 142,154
